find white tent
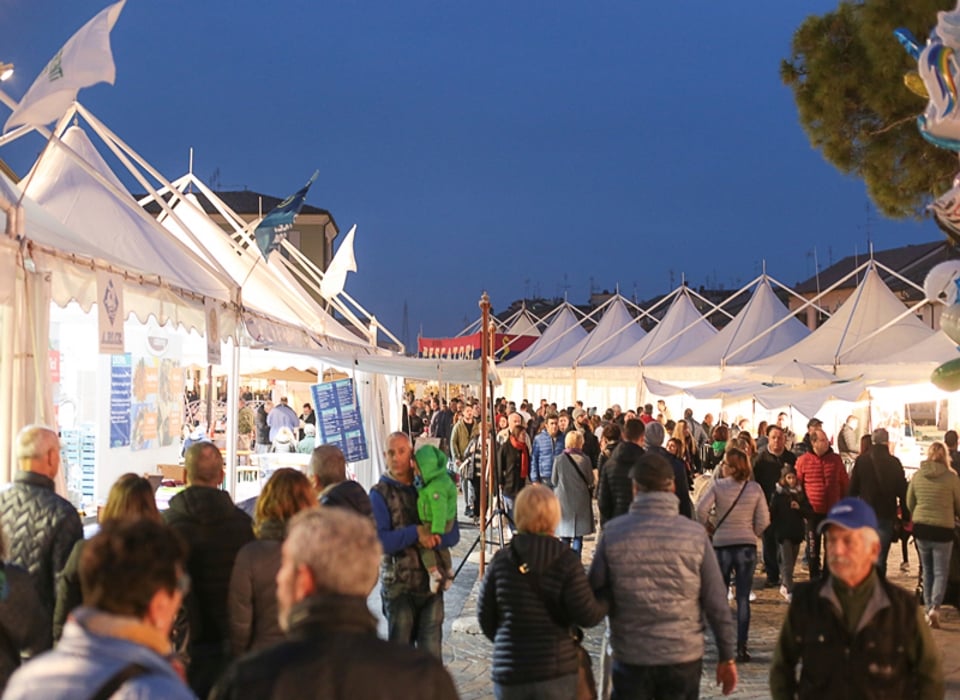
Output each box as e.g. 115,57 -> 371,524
669,277 -> 809,367
503,305 -> 542,337
543,295 -> 647,368
500,303 -> 586,368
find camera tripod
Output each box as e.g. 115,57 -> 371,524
454,487 -> 515,580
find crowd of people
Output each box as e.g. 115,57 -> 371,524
0,392 -> 954,698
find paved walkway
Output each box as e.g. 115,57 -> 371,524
439,515 -> 960,699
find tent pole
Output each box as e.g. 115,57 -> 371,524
225,342 -> 239,500
479,292 -> 491,577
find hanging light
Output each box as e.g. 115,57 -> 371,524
0,63 -> 13,82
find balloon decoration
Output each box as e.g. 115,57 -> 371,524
897,3 -> 960,239
925,261 -> 960,390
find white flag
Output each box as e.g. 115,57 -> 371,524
319,224 -> 358,300
4,1 -> 126,133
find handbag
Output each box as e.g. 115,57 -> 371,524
509,543 -> 597,700
706,482 -> 747,540
565,453 -> 594,496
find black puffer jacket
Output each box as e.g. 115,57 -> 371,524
210,594 -> 458,700
0,562 -> 52,693
0,472 -> 82,615
478,533 -> 607,686
164,487 -> 254,649
227,519 -> 284,657
597,441 -> 644,525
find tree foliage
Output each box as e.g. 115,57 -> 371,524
782,0 -> 959,219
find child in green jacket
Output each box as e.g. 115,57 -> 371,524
414,445 -> 459,592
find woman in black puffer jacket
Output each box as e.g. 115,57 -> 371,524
478,484 -> 607,699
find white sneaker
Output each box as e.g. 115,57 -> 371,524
749,591 -> 757,602
928,608 -> 941,629
779,585 -> 792,603
728,586 -> 735,601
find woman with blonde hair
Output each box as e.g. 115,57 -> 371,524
478,484 -> 606,699
551,430 -> 594,559
228,468 -> 315,654
696,447 -> 769,662
907,441 -> 960,628
54,474 -> 162,640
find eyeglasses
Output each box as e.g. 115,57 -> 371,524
176,571 -> 191,595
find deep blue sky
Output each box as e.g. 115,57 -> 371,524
0,1 -> 938,344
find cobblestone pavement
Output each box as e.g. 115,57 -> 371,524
439,513 -> 960,700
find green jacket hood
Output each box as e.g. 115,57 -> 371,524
415,444 -> 448,483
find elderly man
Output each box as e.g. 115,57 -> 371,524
0,425 -> 83,617
310,444 -> 372,517
4,519 -> 193,699
370,432 -> 459,659
590,453 -> 738,698
211,508 -> 457,699
496,412 -> 531,523
164,442 -> 254,698
643,421 -> 692,518
796,428 -> 849,579
266,397 -> 299,444
770,498 -> 943,699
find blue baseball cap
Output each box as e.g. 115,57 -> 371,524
817,497 -> 878,534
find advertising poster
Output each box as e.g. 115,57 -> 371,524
310,378 -> 369,463
109,354 -> 132,447
129,355 -> 184,451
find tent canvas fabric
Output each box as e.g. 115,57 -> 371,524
499,304 -> 586,368
669,278 -> 809,367
545,296 -> 647,368
503,308 -> 541,337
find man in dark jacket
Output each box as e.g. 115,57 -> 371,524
310,444 -> 372,518
753,425 -> 797,587
573,408 -> 600,469
848,428 -> 908,578
211,508 -> 457,700
642,422 -> 692,518
598,418 -> 645,526
164,442 -> 254,698
370,432 -> 459,660
770,498 -> 942,699
0,426 -> 82,618
496,412 -> 531,523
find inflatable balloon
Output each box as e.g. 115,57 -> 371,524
932,356 -> 960,391
925,263 -> 960,389
923,260 -> 960,304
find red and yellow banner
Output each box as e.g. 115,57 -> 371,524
418,332 -> 536,362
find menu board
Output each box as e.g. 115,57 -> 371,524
110,354 -> 132,447
310,378 -> 369,463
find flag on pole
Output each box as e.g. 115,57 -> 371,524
4,1 -> 126,133
254,171 -> 319,260
320,224 -> 358,300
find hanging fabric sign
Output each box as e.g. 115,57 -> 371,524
205,298 -> 222,365
96,270 -> 124,354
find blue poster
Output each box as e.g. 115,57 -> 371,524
310,378 -> 369,463
110,354 -> 132,448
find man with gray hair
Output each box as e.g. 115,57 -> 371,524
210,508 -> 457,699
0,425 -> 82,617
848,428 -> 908,578
642,421 -> 693,518
310,444 -> 372,517
770,498 -> 942,698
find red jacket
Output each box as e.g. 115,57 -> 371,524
796,449 -> 849,514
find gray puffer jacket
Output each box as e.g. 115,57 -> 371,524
588,491 -> 735,666
0,472 -> 82,615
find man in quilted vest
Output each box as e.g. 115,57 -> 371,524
795,428 -> 849,580
0,426 -> 82,618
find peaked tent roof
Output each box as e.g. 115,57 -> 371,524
669,277 -> 809,367
500,304 -> 586,368
543,296 -> 647,368
503,307 -> 542,337
22,126 -> 234,302
756,265 -> 935,370
604,288 -> 717,366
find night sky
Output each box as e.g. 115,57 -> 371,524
0,1 -> 938,345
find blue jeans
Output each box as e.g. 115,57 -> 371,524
715,545 -> 757,648
876,518 -> 894,578
495,673 -> 578,700
382,591 -> 444,659
560,536 -> 583,559
917,538 -> 953,611
611,658 -> 702,700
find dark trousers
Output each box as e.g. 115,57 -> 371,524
382,591 -> 444,659
761,524 -> 779,584
611,658 -> 702,700
805,513 -> 827,579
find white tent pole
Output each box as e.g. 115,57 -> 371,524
225,341 -> 240,501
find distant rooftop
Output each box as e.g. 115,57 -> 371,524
139,188 -> 334,222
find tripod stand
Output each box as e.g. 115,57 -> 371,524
454,487 -> 515,580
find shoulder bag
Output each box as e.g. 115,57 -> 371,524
565,453 -> 594,496
706,482 -> 747,540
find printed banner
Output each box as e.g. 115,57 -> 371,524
205,298 -> 221,365
311,378 -> 369,463
96,270 -> 124,354
418,332 -> 536,361
109,353 -> 131,447
129,355 -> 183,451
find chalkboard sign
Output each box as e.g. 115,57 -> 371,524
310,378 -> 369,463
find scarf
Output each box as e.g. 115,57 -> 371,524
510,433 -> 530,479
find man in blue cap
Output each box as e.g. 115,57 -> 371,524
770,497 -> 943,699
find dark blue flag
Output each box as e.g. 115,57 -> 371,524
254,170 -> 319,260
